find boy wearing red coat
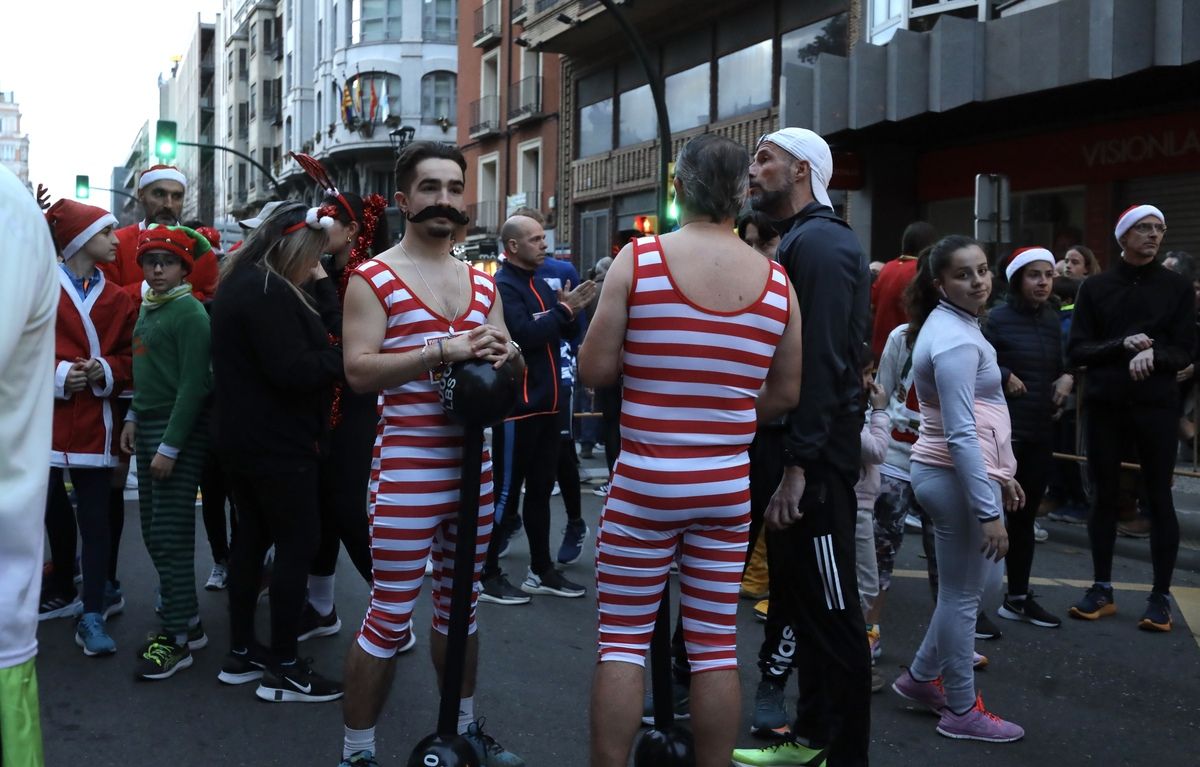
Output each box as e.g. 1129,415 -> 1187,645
43,199 -> 138,656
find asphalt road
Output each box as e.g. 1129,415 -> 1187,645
35,450 -> 1200,766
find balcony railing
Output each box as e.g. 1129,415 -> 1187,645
473,1 -> 500,47
469,96 -> 501,138
467,200 -> 500,236
508,76 -> 543,123
534,0 -> 558,12
507,188 -> 541,217
269,38 -> 283,61
511,1 -> 528,22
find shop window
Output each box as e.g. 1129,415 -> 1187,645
618,84 -> 656,147
717,40 -> 773,120
578,98 -> 614,158
665,64 -> 709,132
782,12 -> 849,68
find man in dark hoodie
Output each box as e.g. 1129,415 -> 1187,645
732,128 -> 871,767
479,214 -> 596,603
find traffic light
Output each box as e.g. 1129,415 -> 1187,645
156,119 -> 177,161
75,175 -> 89,199
634,214 -> 658,236
666,161 -> 679,222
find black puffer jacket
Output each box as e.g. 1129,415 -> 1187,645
984,297 -> 1063,444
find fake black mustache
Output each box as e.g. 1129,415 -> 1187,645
407,205 -> 470,226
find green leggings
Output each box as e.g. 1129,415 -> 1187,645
135,411 -> 208,635
0,658 -> 43,767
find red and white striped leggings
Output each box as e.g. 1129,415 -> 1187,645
595,470 -> 750,673
356,461 -> 494,659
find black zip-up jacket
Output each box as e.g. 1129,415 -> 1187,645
984,297 -> 1063,445
495,261 -> 578,418
211,265 -> 343,473
1068,257 -> 1195,408
776,202 -> 871,481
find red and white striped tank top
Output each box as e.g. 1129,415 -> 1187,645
618,235 -> 792,468
353,259 -> 496,503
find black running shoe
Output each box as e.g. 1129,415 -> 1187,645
974,611 -> 1002,640
256,658 -> 344,703
297,603 -> 342,642
1138,592 -> 1172,632
998,593 -> 1061,628
218,645 -> 269,685
1069,583 -> 1116,621
479,572 -> 531,605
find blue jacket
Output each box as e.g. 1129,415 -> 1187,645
984,297 -> 1063,445
496,261 -> 579,418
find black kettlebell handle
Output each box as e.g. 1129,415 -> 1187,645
436,426 -> 484,737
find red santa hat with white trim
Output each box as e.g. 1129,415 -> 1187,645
1114,204 -> 1164,244
138,164 -> 188,190
44,199 -> 118,261
1004,246 -> 1055,282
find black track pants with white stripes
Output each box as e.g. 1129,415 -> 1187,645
762,466 -> 872,767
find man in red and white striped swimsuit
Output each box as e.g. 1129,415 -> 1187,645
581,134 -> 804,767
335,142 -> 525,767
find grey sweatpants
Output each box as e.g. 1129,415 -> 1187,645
908,462 -> 1004,712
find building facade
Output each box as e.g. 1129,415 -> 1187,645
787,0 -> 1200,266
0,91 -> 31,189
521,0 -> 852,276
159,16 -> 220,224
112,122 -> 150,227
457,0 -> 562,263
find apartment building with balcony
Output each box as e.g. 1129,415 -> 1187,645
527,0 -> 1200,270
520,0 -> 850,275
457,0 -> 561,261
159,16 -> 220,224
0,90 -> 30,189
262,0 -> 459,234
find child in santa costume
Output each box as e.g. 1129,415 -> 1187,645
41,200 -> 139,657
119,225 -> 213,681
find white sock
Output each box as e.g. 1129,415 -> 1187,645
308,574 -> 335,616
457,696 -> 475,735
343,726 -> 376,759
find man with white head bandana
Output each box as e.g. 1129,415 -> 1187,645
731,129 -> 871,767
1067,204 -> 1195,632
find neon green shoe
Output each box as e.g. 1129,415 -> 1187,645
732,738 -> 828,767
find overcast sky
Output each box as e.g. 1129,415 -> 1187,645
2,0 -> 222,204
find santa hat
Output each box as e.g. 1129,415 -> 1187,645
1004,247 -> 1055,282
136,225 -> 212,274
44,199 -> 118,261
1114,204 -> 1165,243
195,225 -> 222,254
138,164 -> 188,191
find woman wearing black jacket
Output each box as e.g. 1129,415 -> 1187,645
985,248 -> 1074,628
210,202 -> 344,702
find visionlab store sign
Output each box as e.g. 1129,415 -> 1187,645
917,111 -> 1200,201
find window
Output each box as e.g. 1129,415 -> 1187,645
287,0 -> 293,27
261,18 -> 273,52
250,26 -> 257,56
517,140 -> 541,202
665,64 -> 708,132
618,84 -> 655,147
331,3 -> 338,52
250,83 -> 257,120
227,52 -> 233,81
717,40 -> 772,120
318,20 -> 323,58
238,162 -> 247,195
226,164 -> 233,200
782,13 -> 849,68
285,116 -> 293,152
286,53 -> 293,91
227,105 -> 233,139
578,98 -> 613,157
332,83 -> 340,125
477,153 -> 500,233
238,102 -> 249,138
869,0 -> 906,45
316,92 -> 323,131
422,71 -> 456,124
354,0 -> 403,43
348,72 -> 401,122
482,50 -> 500,98
423,0 -> 456,42
238,49 -> 248,81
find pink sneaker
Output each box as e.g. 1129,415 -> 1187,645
936,694 -> 1024,742
891,670 -> 946,714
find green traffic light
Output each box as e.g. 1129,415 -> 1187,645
155,119 -> 177,162
75,175 -> 89,199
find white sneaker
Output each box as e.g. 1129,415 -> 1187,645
904,513 -> 923,531
1033,521 -> 1048,543
205,564 -> 228,591
424,558 -> 434,576
591,481 -> 611,497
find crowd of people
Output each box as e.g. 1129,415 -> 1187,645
0,116 -> 1192,767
